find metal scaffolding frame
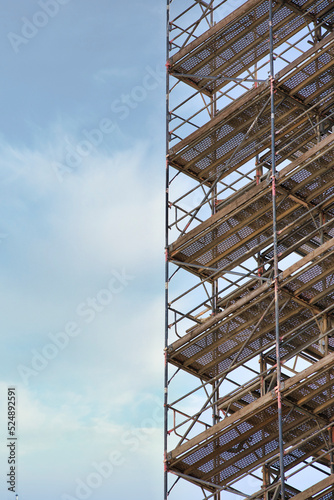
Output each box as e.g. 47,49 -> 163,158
164,1 -> 334,499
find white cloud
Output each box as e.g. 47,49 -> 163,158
0,2 -> 165,499
0,138 -> 163,279
0,380 -> 163,500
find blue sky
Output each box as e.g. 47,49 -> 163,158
0,2 -> 165,499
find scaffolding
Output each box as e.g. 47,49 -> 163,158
164,1 -> 334,499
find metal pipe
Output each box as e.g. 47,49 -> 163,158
269,1 -> 285,497
171,72 -> 266,83
164,1 -> 170,499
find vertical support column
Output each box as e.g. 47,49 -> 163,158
210,6 -> 221,499
255,57 -> 264,282
256,156 -> 264,280
260,355 -> 270,500
164,1 -> 170,499
269,1 -> 285,498
212,182 -> 221,500
210,15 -> 219,426
320,315 -> 328,356
320,213 -> 327,356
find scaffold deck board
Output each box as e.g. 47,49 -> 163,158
169,135 -> 334,281
168,239 -> 334,379
169,0 -> 334,95
168,34 -> 334,185
166,0 -> 334,498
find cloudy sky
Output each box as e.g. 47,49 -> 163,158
0,2 -> 165,499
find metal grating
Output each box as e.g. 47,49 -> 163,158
169,35 -> 334,185
169,240 -> 334,379
168,0 -> 334,95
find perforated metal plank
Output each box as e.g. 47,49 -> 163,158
169,87 -> 316,185
169,0 -> 333,95
169,35 -> 334,186
168,240 -> 334,379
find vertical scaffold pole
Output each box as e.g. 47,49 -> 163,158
269,1 -> 286,498
164,1 -> 170,499
210,6 -> 221,500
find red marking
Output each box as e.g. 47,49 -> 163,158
277,390 -> 282,409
